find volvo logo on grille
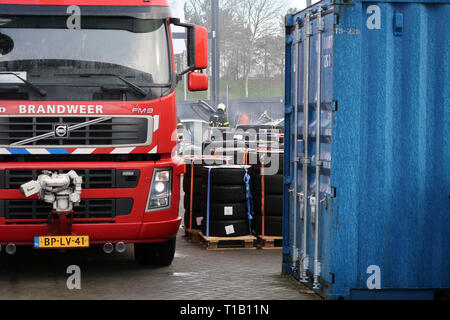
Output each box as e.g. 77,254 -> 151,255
54,125 -> 69,138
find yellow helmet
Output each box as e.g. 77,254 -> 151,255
217,103 -> 227,112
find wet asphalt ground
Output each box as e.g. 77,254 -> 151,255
0,229 -> 318,300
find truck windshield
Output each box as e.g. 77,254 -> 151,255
0,16 -> 171,88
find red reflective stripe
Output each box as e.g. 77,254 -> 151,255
92,148 -> 114,154
131,146 -> 152,154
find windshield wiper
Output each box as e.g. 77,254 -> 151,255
0,72 -> 47,97
55,73 -> 148,97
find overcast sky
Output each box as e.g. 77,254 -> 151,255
289,0 -> 321,11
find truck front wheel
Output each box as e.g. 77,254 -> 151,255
134,237 -> 176,267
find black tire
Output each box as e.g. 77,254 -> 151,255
184,194 -> 202,212
184,210 -> 205,229
201,184 -> 247,203
184,164 -> 204,177
253,194 -> 283,216
183,175 -> 202,193
252,174 -> 284,195
253,215 -> 283,237
134,237 -> 176,267
201,166 -> 247,186
201,201 -> 248,221
201,219 -> 251,237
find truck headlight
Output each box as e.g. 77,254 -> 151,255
146,168 -> 172,212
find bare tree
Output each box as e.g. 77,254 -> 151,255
234,0 -> 288,97
184,0 -> 288,99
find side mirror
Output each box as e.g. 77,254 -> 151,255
171,19 -> 208,91
191,26 -> 208,70
188,72 -> 209,91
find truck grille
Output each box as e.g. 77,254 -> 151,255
0,169 -> 140,189
1,198 -> 133,220
0,117 -> 148,146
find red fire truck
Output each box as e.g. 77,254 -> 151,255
0,0 -> 208,266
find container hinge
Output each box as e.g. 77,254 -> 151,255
285,105 -> 293,115
285,15 -> 295,28
393,11 -> 403,36
284,176 -> 293,185
285,35 -> 294,45
333,12 -> 340,26
329,272 -> 335,284
332,100 -> 338,112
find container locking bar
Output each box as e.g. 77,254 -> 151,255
300,11 -> 312,283
312,7 -> 325,290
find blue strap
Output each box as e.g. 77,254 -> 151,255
243,167 -> 254,235
206,167 -> 212,238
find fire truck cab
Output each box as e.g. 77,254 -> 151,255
0,0 -> 208,266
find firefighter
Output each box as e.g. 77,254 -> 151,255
209,103 -> 229,128
177,118 -> 184,141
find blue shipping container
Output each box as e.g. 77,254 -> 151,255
283,0 -> 450,299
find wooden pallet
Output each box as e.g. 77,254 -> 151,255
199,232 -> 256,250
183,227 -> 202,243
256,235 -> 283,249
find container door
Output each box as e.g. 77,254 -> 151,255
283,3 -> 336,288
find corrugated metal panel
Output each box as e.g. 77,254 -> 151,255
283,0 -> 450,299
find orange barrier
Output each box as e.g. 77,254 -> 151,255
243,150 -> 249,165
